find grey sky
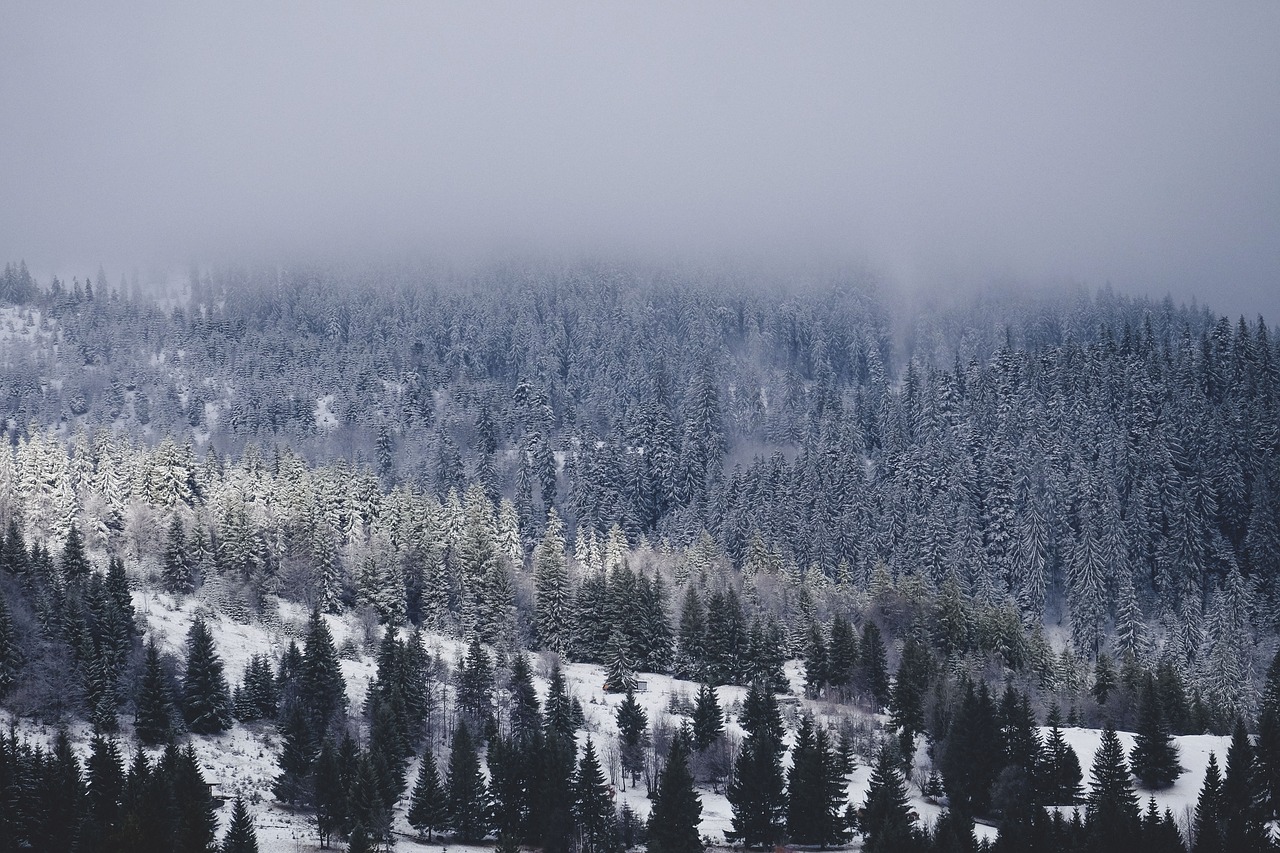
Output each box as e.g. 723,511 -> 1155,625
2,2 -> 1278,319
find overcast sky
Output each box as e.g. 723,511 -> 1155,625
2,2 -> 1278,318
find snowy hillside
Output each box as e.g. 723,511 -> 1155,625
3,593 -> 1244,852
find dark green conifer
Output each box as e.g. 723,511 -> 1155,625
180,617 -> 232,734
445,722 -> 492,842
407,749 -> 447,840
1131,675 -> 1182,790
647,732 -> 702,853
220,797 -> 258,853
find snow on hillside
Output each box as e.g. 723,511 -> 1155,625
2,595 -> 1238,851
1053,727 -> 1232,836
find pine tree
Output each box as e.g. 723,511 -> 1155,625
575,739 -> 618,853
647,732 -> 703,853
0,588 -> 21,698
135,639 -> 174,745
691,684 -> 723,752
605,628 -> 638,694
1039,710 -> 1084,804
804,622 -> 828,699
299,608 -> 346,735
786,715 -> 846,847
1194,752 -> 1225,853
1130,676 -> 1182,790
456,634 -> 494,732
545,661 -> 576,738
857,622 -> 890,708
408,749 -> 447,840
1221,719 -> 1268,853
616,687 -> 648,789
162,515 -> 194,595
220,797 -> 259,853
1087,724 -> 1140,853
889,633 -> 931,761
727,682 -> 786,848
861,742 -> 920,853
674,584 -> 706,681
313,739 -> 345,849
273,702 -> 316,806
1256,648 -> 1280,818
827,614 -> 858,699
181,617 -> 232,734
534,510 -> 571,655
445,722 -> 492,842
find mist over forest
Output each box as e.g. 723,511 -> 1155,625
2,4 -> 1280,853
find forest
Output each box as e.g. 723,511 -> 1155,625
1,261 -> 1278,852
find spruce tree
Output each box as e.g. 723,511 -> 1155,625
804,622 -> 828,699
534,510 -> 571,655
545,661 -> 576,738
408,749 -> 447,841
1193,752 -> 1225,853
674,584 -> 706,681
888,633 -> 931,762
1086,724 -> 1140,853
162,515 -> 194,595
575,739 -> 618,853
1221,719 -> 1268,852
220,797 -> 258,853
181,617 -> 232,734
313,739 -> 346,849
1040,711 -> 1084,804
456,634 -> 494,732
647,732 -> 702,853
299,608 -> 346,735
856,623 -> 890,707
445,722 -> 492,842
135,639 -> 174,745
861,742 -> 919,853
616,687 -> 648,789
1130,676 -> 1182,790
727,682 -> 786,848
786,715 -> 846,847
0,588 -> 20,698
605,628 -> 638,694
827,614 -> 858,699
273,702 -> 316,806
691,684 -> 723,752
1256,648 -> 1280,818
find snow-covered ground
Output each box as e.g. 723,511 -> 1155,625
2,595 -> 1237,850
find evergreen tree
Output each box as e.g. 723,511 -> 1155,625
803,622 -> 828,698
135,639 -> 174,745
605,628 -> 638,694
647,732 -> 702,853
220,797 -> 259,853
445,722 -> 492,842
728,682 -> 786,847
181,617 -> 232,734
826,614 -> 858,699
861,742 -> 920,853
786,715 -> 846,847
162,515 -> 194,595
545,661 -> 576,738
616,687 -> 648,789
1039,710 -> 1084,804
1087,724 -> 1140,853
456,634 -> 494,733
691,683 -> 723,752
1130,676 -> 1182,790
1193,752 -> 1225,853
889,633 -> 931,761
857,622 -> 890,708
674,584 -> 706,681
273,702 -> 316,806
408,749 -> 447,841
298,608 -> 346,735
534,510 -> 571,655
1221,719 -> 1268,853
575,739 -> 618,853
313,739 -> 346,849
0,588 -> 20,698
1256,648 -> 1280,818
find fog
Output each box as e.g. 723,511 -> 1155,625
2,2 -> 1278,318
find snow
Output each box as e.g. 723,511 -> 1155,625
2,595 -> 1239,850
